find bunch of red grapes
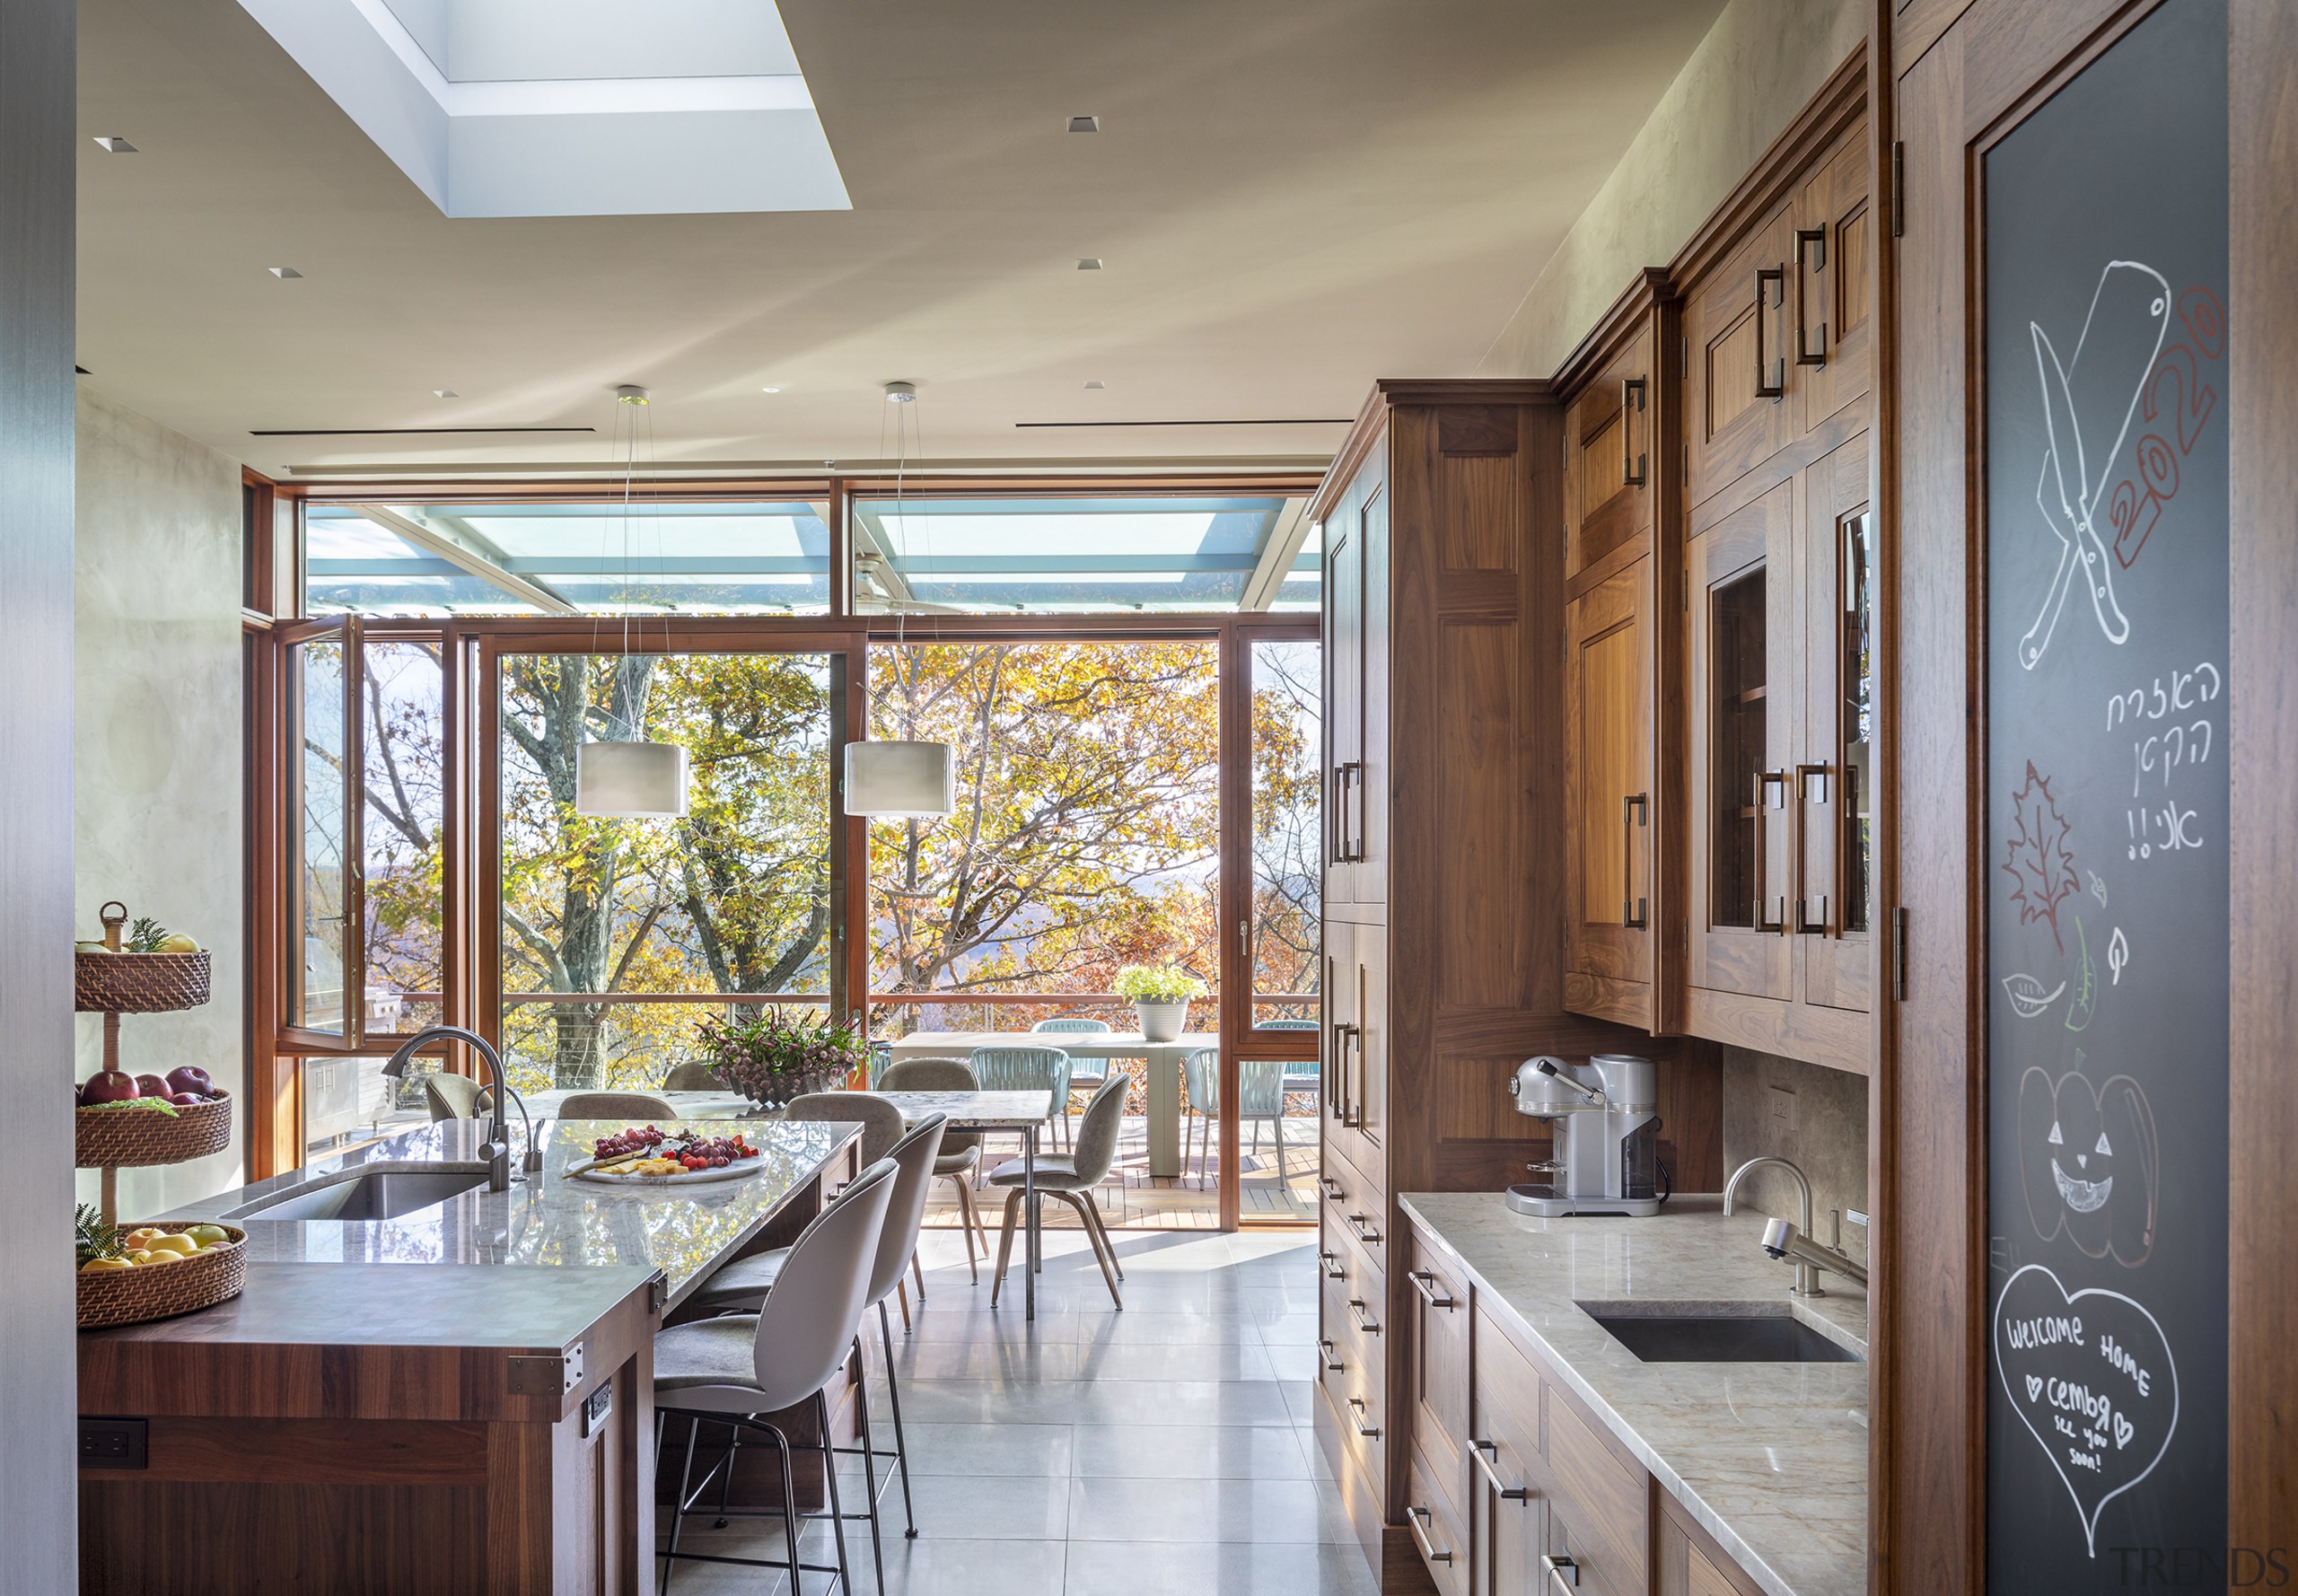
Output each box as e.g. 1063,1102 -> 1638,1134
591,1124 -> 759,1171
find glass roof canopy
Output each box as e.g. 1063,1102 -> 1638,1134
851,495 -> 1317,614
304,494 -> 1317,618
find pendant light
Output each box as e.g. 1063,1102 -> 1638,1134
846,380 -> 958,817
576,384 -> 690,819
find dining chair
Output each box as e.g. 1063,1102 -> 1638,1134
652,1154 -> 897,1596
557,1090 -> 680,1121
1030,1017 -> 1110,1138
782,1090 -> 906,1164
1180,1049 -> 1291,1191
988,1074 -> 1129,1310
420,1070 -> 484,1121
686,1116 -> 948,1570
875,1057 -> 990,1279
969,1044 -> 1073,1154
661,1061 -> 726,1092
1181,1047 -> 1219,1190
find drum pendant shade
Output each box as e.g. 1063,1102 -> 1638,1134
845,741 -> 955,817
576,741 -> 689,818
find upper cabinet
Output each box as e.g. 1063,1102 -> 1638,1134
1557,59 -> 1875,1074
1323,453 -> 1389,911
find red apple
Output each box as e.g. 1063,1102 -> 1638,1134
166,1092 -> 203,1107
81,1071 -> 138,1104
135,1074 -> 169,1099
165,1066 -> 213,1095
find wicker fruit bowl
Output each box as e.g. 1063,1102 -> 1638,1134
76,1223 -> 247,1330
75,948 -> 212,1014
75,1091 -> 233,1170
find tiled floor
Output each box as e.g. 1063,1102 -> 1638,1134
657,1228 -> 1377,1596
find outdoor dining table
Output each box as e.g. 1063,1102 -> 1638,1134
883,1030 -> 1217,1179
527,1084 -> 1061,1320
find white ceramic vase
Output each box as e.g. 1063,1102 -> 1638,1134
1135,999 -> 1188,1043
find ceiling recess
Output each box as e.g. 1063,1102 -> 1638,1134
249,425 -> 599,437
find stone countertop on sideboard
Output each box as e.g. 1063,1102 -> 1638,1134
1399,1193 -> 1867,1596
154,1116 -> 858,1312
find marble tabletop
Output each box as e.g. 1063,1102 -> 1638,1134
874,1088 -> 1065,1130
159,1116 -> 860,1311
1399,1194 -> 1867,1596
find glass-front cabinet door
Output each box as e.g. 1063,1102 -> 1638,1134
1799,434 -> 1875,1012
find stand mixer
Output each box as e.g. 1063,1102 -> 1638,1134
1504,1054 -> 1664,1217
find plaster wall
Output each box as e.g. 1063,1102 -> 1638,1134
1478,0 -> 1866,378
73,388 -> 246,1215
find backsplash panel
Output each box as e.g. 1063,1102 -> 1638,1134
1718,1047 -> 1870,1267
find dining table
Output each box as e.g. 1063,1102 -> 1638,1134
883,1029 -> 1218,1179
523,1084 -> 1063,1319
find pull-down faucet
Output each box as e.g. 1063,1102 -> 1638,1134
1722,1156 -> 1867,1295
382,1025 -> 539,1192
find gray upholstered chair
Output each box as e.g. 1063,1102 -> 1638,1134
421,1070 -> 484,1121
685,1116 -> 948,1565
661,1061 -> 726,1092
988,1074 -> 1129,1310
556,1090 -> 680,1122
652,1155 -> 896,1594
782,1090 -> 906,1165
877,1057 -> 990,1279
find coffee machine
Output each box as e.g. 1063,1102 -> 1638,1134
1504,1054 -> 1663,1217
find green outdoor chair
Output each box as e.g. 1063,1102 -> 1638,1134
1181,1048 -> 1292,1191
1031,1017 -> 1110,1137
969,1044 -> 1074,1158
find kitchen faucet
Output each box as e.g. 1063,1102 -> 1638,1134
1722,1156 -> 1867,1295
382,1026 -> 539,1192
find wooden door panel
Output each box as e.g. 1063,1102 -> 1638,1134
1687,480 -> 1796,1004
1564,555 -> 1654,1026
1323,487 -> 1364,909
1796,127 -> 1874,439
1685,205 -> 1798,507
1565,329 -> 1655,577
1360,471 -> 1391,907
1799,434 -> 1875,1017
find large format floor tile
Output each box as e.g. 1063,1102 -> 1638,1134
660,1229 -> 1377,1596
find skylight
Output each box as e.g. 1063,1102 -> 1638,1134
235,0 -> 849,217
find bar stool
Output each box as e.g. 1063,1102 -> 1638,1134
653,1154 -> 899,1595
686,1115 -> 950,1581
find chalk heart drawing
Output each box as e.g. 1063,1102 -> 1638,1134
1995,1265 -> 2179,1557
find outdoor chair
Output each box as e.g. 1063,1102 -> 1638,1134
969,1044 -> 1074,1157
1031,1016 -> 1111,1139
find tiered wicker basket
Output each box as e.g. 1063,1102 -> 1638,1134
74,901 -> 241,1328
76,1224 -> 248,1330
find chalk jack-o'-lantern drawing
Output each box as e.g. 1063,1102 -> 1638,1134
2016,1065 -> 2158,1266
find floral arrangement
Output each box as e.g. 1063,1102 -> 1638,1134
693,1006 -> 871,1105
1112,964 -> 1208,1004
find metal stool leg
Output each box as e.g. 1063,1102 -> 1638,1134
817,1391 -> 855,1594
660,1414 -> 701,1593
851,1335 -> 886,1593
879,1296 -> 919,1538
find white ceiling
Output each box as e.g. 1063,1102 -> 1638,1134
76,0 -> 1728,481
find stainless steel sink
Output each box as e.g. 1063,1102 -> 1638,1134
223,1162 -> 496,1223
1578,1302 -> 1863,1364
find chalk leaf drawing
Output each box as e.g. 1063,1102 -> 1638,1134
2065,917 -> 2097,1033
2004,761 -> 2082,953
2089,869 -> 2109,906
2003,974 -> 2068,1019
2019,260 -> 2172,670
2107,926 -> 2130,987
1995,1265 -> 2178,1557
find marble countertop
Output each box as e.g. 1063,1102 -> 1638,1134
158,1117 -> 858,1311
1399,1194 -> 1867,1596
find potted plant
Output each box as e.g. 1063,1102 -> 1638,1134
1114,965 -> 1207,1043
693,1006 -> 872,1109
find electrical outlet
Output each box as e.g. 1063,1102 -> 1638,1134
79,1416 -> 147,1469
1765,1083 -> 1799,1135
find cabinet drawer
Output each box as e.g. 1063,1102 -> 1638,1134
1544,1390 -> 1647,1596
1316,1153 -> 1387,1267
1406,1444 -> 1470,1596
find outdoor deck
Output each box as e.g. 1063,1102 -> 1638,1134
923,1111 -> 1317,1232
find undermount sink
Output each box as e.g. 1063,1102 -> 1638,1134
224,1162 -> 496,1223
1578,1302 -> 1863,1364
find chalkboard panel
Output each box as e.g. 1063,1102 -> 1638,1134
1985,4 -> 2229,1591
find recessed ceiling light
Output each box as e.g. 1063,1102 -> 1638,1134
883,381 -> 917,404
268,266 -> 303,279
761,385 -> 782,393
93,136 -> 137,153
1077,258 -> 1103,271
1083,381 -> 1106,390
433,390 -> 459,399
1067,116 -> 1100,134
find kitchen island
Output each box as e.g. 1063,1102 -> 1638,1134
77,1117 -> 861,1596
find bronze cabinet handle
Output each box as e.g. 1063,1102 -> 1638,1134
1470,1439 -> 1530,1502
1622,792 -> 1649,928
1794,762 -> 1832,934
1319,1337 -> 1346,1372
1408,1268 -> 1457,1311
1332,761 -> 1366,863
1346,1297 -> 1383,1335
1620,376 -> 1647,487
1544,1552 -> 1582,1592
1318,1172 -> 1346,1201
1330,1024 -> 1362,1127
1348,1396 -> 1381,1438
1408,1506 -> 1454,1566
1794,227 -> 1829,365
1346,1211 -> 1384,1246
1753,769 -> 1789,933
1754,266 -> 1787,399
1320,1249 -> 1347,1281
